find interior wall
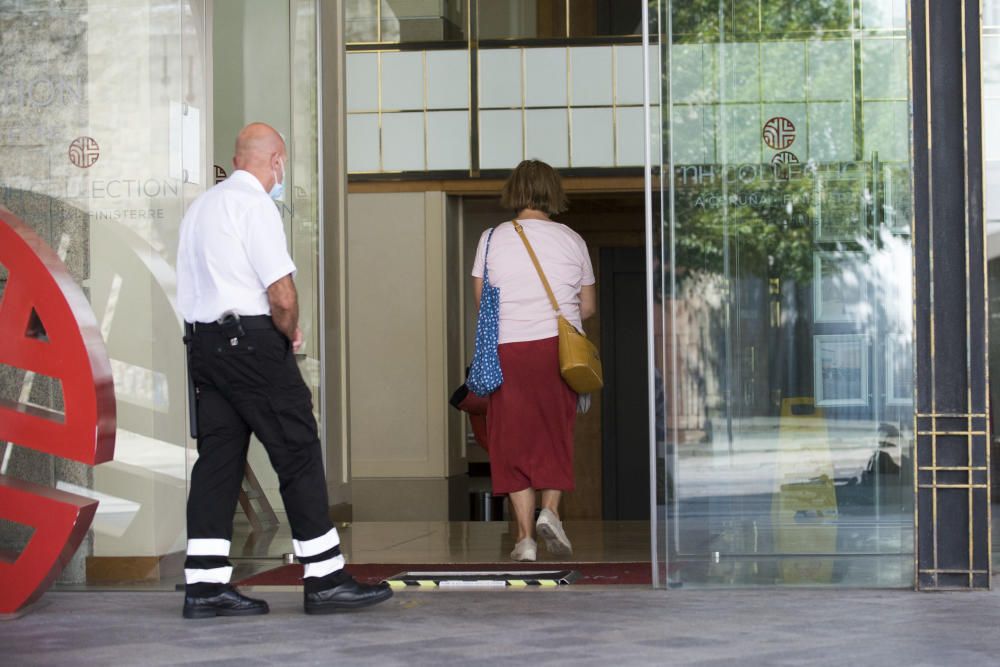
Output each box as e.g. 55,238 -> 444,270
346,190 -> 464,520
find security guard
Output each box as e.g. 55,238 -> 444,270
176,122 -> 392,618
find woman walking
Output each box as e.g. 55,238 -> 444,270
471,159 -> 596,561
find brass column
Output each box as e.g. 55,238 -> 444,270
911,0 -> 991,590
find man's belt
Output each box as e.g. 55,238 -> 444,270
190,314 -> 274,332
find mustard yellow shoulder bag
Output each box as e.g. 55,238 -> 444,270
512,221 -> 603,394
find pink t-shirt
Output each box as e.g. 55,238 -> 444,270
472,219 -> 595,344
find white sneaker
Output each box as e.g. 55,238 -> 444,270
536,508 -> 572,556
510,537 -> 537,562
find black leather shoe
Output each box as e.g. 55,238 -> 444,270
182,585 -> 270,619
304,576 -> 393,614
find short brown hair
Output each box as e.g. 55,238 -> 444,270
500,159 -> 568,215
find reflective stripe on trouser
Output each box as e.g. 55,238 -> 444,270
185,538 -> 233,584
184,325 -> 338,585
294,527 -> 346,579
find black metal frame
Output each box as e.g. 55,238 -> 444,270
911,0 -> 991,590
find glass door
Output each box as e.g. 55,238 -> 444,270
649,0 -> 914,587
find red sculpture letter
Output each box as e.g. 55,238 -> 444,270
0,206 -> 116,614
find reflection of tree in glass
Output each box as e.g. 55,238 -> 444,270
666,0 -> 852,39
671,167 -> 823,283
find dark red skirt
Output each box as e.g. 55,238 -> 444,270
487,336 -> 577,494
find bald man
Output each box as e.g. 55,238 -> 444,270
176,123 -> 392,619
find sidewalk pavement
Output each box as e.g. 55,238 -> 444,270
2,586 -> 999,666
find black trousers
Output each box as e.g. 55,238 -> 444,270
184,319 -> 333,578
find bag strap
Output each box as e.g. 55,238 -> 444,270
512,221 -> 561,316
483,227 -> 495,282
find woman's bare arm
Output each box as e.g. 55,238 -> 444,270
473,276 -> 484,310
580,284 -> 597,320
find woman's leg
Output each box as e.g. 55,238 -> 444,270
537,489 -> 572,556
540,489 -> 562,516
508,487 -> 537,542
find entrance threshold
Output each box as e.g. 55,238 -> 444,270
386,570 -> 579,589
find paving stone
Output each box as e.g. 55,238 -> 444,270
3,588 -> 1000,665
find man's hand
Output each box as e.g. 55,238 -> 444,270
291,326 -> 304,353
267,274 -> 299,341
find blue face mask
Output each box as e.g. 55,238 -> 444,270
269,159 -> 285,200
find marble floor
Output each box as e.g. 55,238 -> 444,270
232,518 -> 652,564
58,519 -> 652,593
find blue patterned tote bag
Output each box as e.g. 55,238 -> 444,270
467,227 -> 503,396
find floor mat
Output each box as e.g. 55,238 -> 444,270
236,562 -> 654,586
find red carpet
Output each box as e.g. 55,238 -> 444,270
237,562 -> 654,586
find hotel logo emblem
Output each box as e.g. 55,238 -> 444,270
770,151 -> 799,166
68,136 -> 100,169
763,117 -> 796,150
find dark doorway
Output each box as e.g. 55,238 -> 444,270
600,246 -> 649,520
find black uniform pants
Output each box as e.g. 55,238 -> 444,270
184,318 -> 333,579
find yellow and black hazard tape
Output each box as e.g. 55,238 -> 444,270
385,570 -> 579,590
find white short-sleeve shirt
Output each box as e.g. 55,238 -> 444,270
471,219 -> 595,344
176,170 -> 296,323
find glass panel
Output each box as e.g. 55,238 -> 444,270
381,52 -> 425,111
347,53 -> 380,112
615,45 -> 644,106
721,104 -> 763,164
672,44 -> 717,104
656,0 -> 915,587
761,42 -> 806,102
382,112 -> 426,171
671,104 -> 716,164
0,0 -> 202,586
808,40 -> 855,101
525,108 -> 568,168
808,102 -> 855,162
426,50 -> 470,109
722,43 -> 761,103
479,109 -> 523,169
615,106 -> 644,166
478,0 -> 566,40
347,114 -> 381,173
479,49 -> 523,108
570,47 -> 613,106
862,38 -> 908,100
427,110 -> 470,170
570,107 -> 613,167
862,101 -> 908,162
524,48 -> 568,108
